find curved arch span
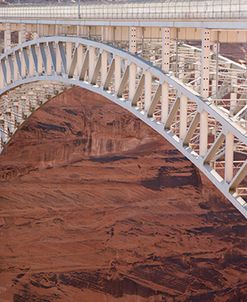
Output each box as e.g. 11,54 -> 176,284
0,36 -> 246,218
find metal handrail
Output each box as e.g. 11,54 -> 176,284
0,0 -> 246,20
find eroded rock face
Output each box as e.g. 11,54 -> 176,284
0,87 -> 246,302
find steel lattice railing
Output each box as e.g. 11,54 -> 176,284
0,0 -> 247,20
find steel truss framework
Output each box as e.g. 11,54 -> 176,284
0,36 -> 246,218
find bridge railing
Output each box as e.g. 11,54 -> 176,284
0,0 -> 246,20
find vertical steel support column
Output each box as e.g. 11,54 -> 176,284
161,28 -> 170,124
175,29 -> 179,77
13,54 -> 19,81
200,110 -> 208,156
129,27 -> 137,102
180,95 -> 188,140
200,29 -> 211,156
76,25 -> 81,37
178,56 -> 185,80
161,82 -> 169,124
20,49 -> 26,78
37,45 -> 43,75
46,44 -> 52,76
211,79 -> 216,96
144,71 -> 152,111
76,44 -> 83,76
66,42 -> 72,73
55,24 -> 59,36
129,63 -> 136,102
36,24 -> 41,37
18,24 -> 26,44
56,42 -> 62,75
212,32 -> 219,98
103,26 -> 114,42
6,57 -> 11,84
230,70 -> 237,115
88,47 -> 96,82
0,64 -> 4,88
230,92 -> 237,116
129,27 -> 137,54
18,25 -> 26,77
81,26 -> 89,38
114,55 -> 121,92
102,26 -> 110,42
29,46 -> 35,77
4,23 -> 11,52
225,132 -> 234,183
101,50 -> 108,85
201,29 -> 211,98
101,26 -> 105,41
161,28 -> 170,73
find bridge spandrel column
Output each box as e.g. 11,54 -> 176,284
46,44 -> 52,76
129,27 -> 137,54
19,49 -> 27,78
76,25 -> 81,37
179,95 -> 188,140
6,57 -> 11,85
144,71 -> 152,112
229,70 -> 238,116
161,28 -> 170,73
28,47 -> 35,77
212,38 -> 220,97
81,26 -> 89,38
225,132 -> 234,183
161,82 -> 169,124
18,24 -> 26,44
102,26 -> 113,42
76,44 -> 83,76
199,110 -> 208,157
199,30 -> 211,157
114,55 -> 121,93
66,42 -> 72,74
129,63 -> 137,102
36,45 -> 43,75
4,23 -> 11,52
88,47 -> 96,82
0,63 -> 5,89
101,51 -> 108,86
13,54 -> 19,82
56,43 -> 62,75
230,92 -> 238,116
201,29 -> 211,98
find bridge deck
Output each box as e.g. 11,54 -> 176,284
0,0 -> 246,22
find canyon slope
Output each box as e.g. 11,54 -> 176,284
0,87 -> 246,302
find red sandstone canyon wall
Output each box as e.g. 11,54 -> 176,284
0,87 -> 246,301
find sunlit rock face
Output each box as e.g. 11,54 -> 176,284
0,87 -> 246,302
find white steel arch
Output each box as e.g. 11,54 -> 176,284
0,36 -> 246,218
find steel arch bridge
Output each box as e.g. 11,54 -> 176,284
0,36 -> 246,218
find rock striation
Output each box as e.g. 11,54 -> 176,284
0,87 -> 246,302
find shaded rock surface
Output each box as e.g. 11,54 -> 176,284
0,87 -> 246,302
